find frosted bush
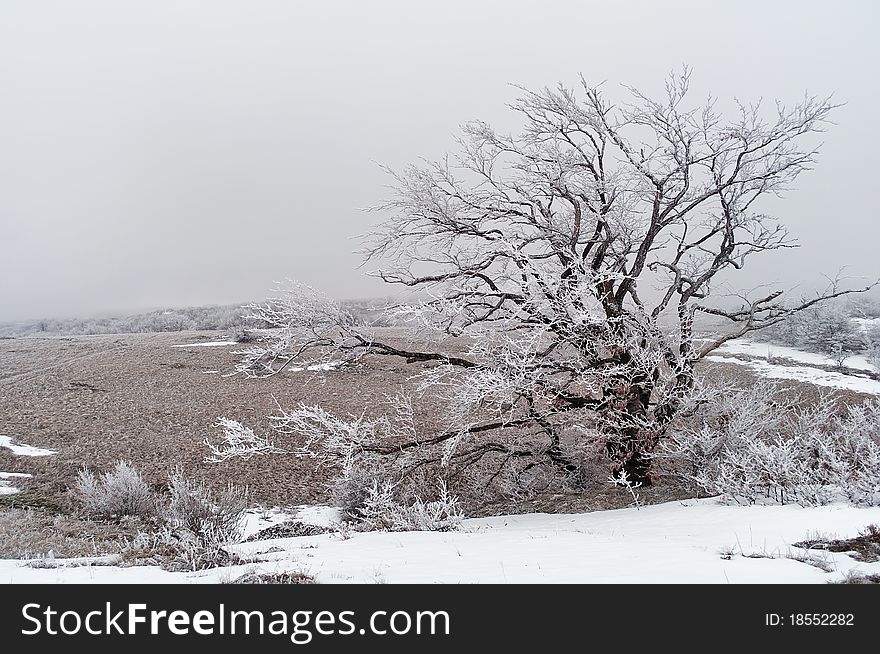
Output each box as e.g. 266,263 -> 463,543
664,384 -> 880,506
354,478 -> 464,532
226,324 -> 255,343
75,461 -> 157,518
123,525 -> 242,572
332,462 -> 395,522
767,300 -> 861,359
166,470 -> 248,544
864,326 -> 880,370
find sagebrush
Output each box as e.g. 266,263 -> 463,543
166,469 -> 248,544
663,382 -> 880,506
75,461 -> 157,519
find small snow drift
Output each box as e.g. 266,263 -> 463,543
240,506 -> 341,540
240,508 -> 296,540
0,435 -> 57,457
0,471 -> 32,496
294,505 -> 342,527
172,341 -> 238,348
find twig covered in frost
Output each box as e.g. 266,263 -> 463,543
205,417 -> 292,462
231,280 -> 359,378
608,469 -> 642,507
166,469 -> 248,544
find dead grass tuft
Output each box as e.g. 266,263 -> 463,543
0,507 -> 140,559
794,524 -> 880,563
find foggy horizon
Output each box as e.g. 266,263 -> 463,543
2,0 -> 879,322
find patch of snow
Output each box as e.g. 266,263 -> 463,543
0,472 -> 31,496
294,505 -> 343,528
202,370 -> 220,375
240,508 -> 297,540
171,341 -> 238,348
289,361 -> 343,373
239,506 -> 341,540
0,435 -> 57,457
309,362 -> 341,372
23,554 -> 122,569
706,355 -> 880,395
716,339 -> 877,373
2,499 -> 879,584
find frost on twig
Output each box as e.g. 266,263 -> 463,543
230,280 -> 360,378
356,478 -> 464,532
206,395 -> 418,470
206,417 -> 292,462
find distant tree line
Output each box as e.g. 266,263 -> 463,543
0,299 -> 398,338
0,304 -> 250,337
765,297 -> 880,368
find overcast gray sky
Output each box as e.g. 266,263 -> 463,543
1,0 -> 877,321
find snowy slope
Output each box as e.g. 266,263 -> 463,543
707,339 -> 880,395
706,354 -> 880,395
716,339 -> 877,373
2,499 -> 878,584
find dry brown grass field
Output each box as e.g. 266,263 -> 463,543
1,329 -> 874,558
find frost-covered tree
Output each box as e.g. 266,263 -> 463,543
217,70 -> 874,498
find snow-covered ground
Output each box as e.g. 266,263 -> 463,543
240,507 -> 298,539
707,339 -> 880,395
707,354 -> 880,395
172,341 -> 239,348
0,435 -> 56,495
716,339 -> 877,373
2,499 -> 878,584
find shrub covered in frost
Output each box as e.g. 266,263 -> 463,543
353,478 -> 464,532
166,470 -> 248,544
122,525 -> 244,572
75,462 -> 249,569
225,324 -> 256,343
663,383 -> 880,506
75,461 -> 158,518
